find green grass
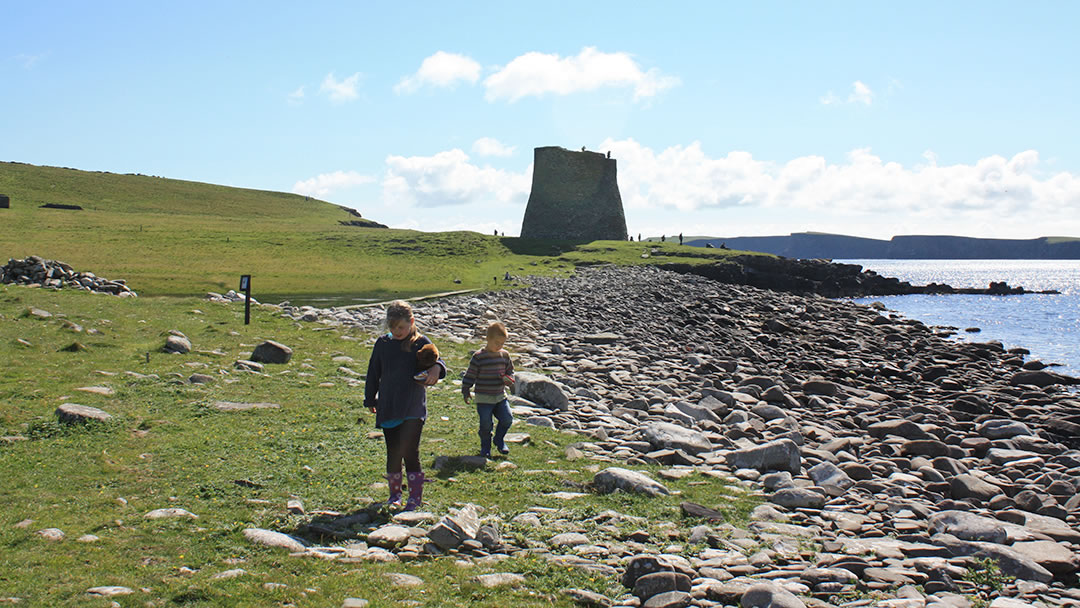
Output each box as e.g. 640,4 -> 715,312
0,284 -> 759,607
1,162 -> 764,298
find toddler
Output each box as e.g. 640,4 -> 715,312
461,321 -> 515,457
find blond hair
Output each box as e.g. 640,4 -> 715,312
486,321 -> 508,340
386,300 -> 419,350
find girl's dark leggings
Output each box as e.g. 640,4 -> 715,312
383,418 -> 424,473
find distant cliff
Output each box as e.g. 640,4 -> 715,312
688,232 -> 1080,259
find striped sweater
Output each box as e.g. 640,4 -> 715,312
461,348 -> 514,403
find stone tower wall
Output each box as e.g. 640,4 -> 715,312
519,146 -> 627,240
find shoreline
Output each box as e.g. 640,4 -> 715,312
279,264 -> 1080,605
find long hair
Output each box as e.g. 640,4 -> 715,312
386,300 -> 419,351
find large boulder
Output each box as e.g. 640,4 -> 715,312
641,422 -> 713,454
513,372 -> 569,411
725,439 -> 801,474
251,340 -> 293,364
594,468 -> 670,497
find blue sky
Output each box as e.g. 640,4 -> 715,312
5,1 -> 1080,239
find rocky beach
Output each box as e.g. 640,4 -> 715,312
263,265 -> 1080,607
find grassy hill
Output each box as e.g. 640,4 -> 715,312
0,162 -> 758,300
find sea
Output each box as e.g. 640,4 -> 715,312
843,260 -> 1080,378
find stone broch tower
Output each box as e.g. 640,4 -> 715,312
519,146 -> 628,241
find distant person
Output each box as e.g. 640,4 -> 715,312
720,242 -> 728,249
638,233 -> 641,242
461,321 -> 515,457
494,229 -> 498,236
606,151 -> 611,158
364,300 -> 446,510
581,146 -> 586,152
679,233 -> 683,245
504,271 -> 511,281
661,235 -> 666,242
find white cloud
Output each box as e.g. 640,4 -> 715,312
821,80 -> 874,106
320,72 -> 362,103
599,138 -> 1080,230
472,137 -> 516,157
292,171 -> 375,197
287,86 -> 305,105
849,80 -> 873,105
395,51 -> 482,94
16,52 -> 46,69
483,47 -> 679,102
382,149 -> 530,208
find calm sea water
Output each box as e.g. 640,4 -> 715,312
844,260 -> 1080,377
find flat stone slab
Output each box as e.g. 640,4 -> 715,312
56,403 -> 112,424
213,401 -> 280,411
472,573 -> 526,588
86,586 -> 134,597
144,508 -> 198,520
243,528 -> 306,552
74,386 -> 115,396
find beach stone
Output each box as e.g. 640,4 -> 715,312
561,588 -> 612,607
341,600 -> 369,608
725,438 -> 800,473
1009,540 -> 1079,576
643,591 -> 691,608
641,422 -> 713,454
163,334 -> 191,354
550,532 -> 590,547
384,573 -> 424,587
807,461 -> 854,491
769,488 -> 826,510
234,359 -> 264,372
86,586 -> 134,597
621,555 -> 696,588
212,568 -> 247,579
950,474 -> 1003,501
36,528 -> 64,541
428,504 -> 481,550
514,371 -> 569,411
367,525 -> 412,549
633,571 -> 691,601
867,419 -> 932,440
928,510 -> 1007,544
1010,370 -> 1080,387
472,573 -> 525,588
932,533 -> 1053,583
213,401 -> 279,411
251,340 -> 293,364
739,582 -> 806,608
189,373 -> 214,384
977,419 -> 1034,439
997,510 -> 1080,543
74,386 -> 114,396
594,467 -> 670,496
55,403 -> 112,424
144,508 -> 198,520
243,528 -> 306,552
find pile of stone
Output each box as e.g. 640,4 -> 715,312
268,265 -> 1080,606
1,256 -> 136,297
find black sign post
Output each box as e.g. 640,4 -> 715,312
239,275 -> 252,325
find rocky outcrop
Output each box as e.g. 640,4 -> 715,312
1,256 -> 136,297
657,254 -> 1058,298
520,146 -> 627,241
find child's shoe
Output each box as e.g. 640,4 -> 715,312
404,471 -> 425,511
495,443 -> 510,455
478,450 -> 491,459
386,472 -> 403,506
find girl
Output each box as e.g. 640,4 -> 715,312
364,300 -> 445,510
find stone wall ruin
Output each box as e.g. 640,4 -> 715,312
519,146 -> 627,241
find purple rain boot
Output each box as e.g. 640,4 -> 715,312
404,471 -> 425,511
386,472 -> 403,506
